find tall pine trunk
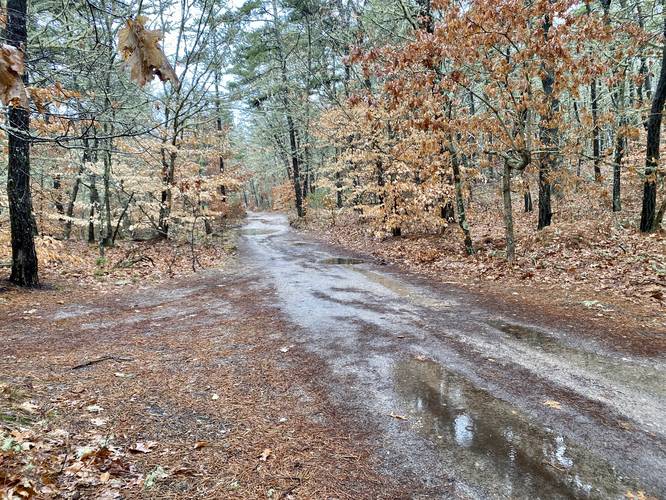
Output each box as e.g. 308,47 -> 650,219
640,3 -> 666,232
6,0 -> 38,286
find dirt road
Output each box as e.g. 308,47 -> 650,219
240,212 -> 665,499
2,212 -> 664,499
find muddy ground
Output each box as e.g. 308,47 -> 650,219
1,212 -> 664,499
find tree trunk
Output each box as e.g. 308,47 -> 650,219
6,0 -> 38,286
524,185 -> 533,213
640,3 -> 666,232
502,162 -> 515,261
88,175 -> 99,244
285,113 -> 305,217
64,165 -> 85,240
214,72 -> 227,200
102,138 -> 113,246
591,79 -> 602,182
538,10 -> 557,230
612,89 -> 626,212
450,144 -> 474,255
654,195 -> 666,230
335,170 -> 343,208
158,150 -> 177,237
53,175 -> 65,215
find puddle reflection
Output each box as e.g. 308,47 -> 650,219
240,229 -> 279,236
394,358 -> 641,499
319,257 -> 365,265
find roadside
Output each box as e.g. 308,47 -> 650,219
296,209 -> 666,355
0,235 -> 402,498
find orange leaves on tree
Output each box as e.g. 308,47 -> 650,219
118,16 -> 179,87
0,44 -> 28,107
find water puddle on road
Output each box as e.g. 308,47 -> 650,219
240,229 -> 279,236
319,257 -> 365,265
487,320 -> 561,348
355,269 -> 458,310
393,357 -> 642,499
485,320 -> 666,398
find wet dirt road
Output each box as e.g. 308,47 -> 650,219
239,212 -> 666,499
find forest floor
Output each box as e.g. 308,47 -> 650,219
0,233 -> 399,498
1,212 -> 665,499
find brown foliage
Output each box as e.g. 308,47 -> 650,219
118,16 -> 179,87
0,44 -> 27,107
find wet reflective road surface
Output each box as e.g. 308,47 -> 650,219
239,213 -> 666,499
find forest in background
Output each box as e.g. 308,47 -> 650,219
0,0 -> 663,302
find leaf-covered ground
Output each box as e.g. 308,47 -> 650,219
1,247 -> 401,498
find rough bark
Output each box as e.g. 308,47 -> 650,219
502,162 -> 515,261
538,10 -> 557,230
88,174 -> 100,244
640,3 -> 666,232
6,0 -> 38,286
449,144 -> 474,255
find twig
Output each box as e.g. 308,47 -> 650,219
71,355 -> 134,370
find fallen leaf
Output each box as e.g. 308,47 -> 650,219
130,441 -> 157,453
193,441 -> 208,450
259,448 -> 272,461
19,401 -> 39,414
100,472 -> 111,483
543,400 -> 562,410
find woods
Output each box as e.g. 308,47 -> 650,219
0,0 -> 664,287
1,0 -> 240,286
234,0 -> 666,264
1,2 -> 665,498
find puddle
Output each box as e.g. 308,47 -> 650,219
319,257 -> 365,265
485,320 -> 666,398
355,269 -> 458,309
394,357 -> 643,499
487,320 -> 562,349
240,229 -> 279,236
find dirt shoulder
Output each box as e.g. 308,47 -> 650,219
296,210 -> 666,357
1,266 -> 401,498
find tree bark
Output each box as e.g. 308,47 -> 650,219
612,76 -> 626,212
591,78 -> 602,181
88,175 -> 99,244
449,144 -> 474,255
538,9 -> 557,230
502,162 -> 515,261
640,2 -> 666,232
6,0 -> 38,286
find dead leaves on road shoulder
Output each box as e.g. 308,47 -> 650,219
118,16 -> 178,87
